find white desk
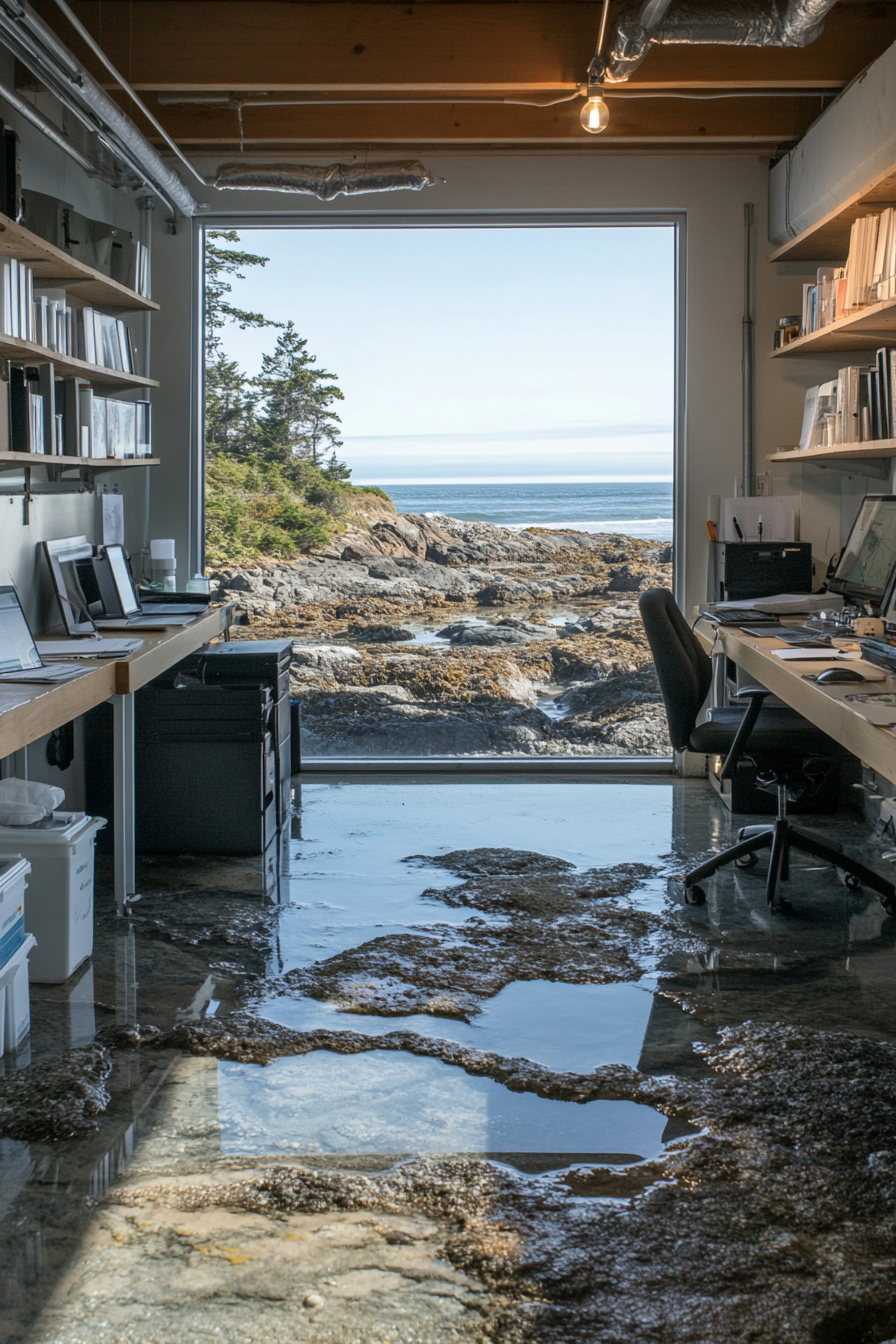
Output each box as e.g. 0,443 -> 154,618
0,605 -> 234,906
696,619 -> 896,787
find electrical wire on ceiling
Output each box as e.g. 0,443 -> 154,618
0,0 -> 852,207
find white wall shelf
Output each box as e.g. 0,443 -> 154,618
0,210 -> 157,312
0,335 -> 158,388
769,297 -> 896,358
768,441 -> 896,464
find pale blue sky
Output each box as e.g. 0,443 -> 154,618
212,225 -> 674,483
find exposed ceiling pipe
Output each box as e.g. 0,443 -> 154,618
600,0 -> 840,84
0,0 -> 199,216
49,0 -> 207,191
0,80 -> 136,188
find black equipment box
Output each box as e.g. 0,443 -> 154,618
709,542 -> 812,603
85,639 -> 293,856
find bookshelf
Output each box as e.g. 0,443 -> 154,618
770,296 -> 896,357
0,453 -> 159,468
768,441 -> 896,465
0,210 -> 158,312
0,335 -> 157,389
0,209 -> 158,472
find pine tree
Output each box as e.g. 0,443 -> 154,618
253,321 -> 346,470
205,355 -> 256,458
204,229 -> 282,362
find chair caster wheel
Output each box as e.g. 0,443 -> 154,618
684,885 -> 707,906
734,853 -> 758,870
843,872 -> 862,892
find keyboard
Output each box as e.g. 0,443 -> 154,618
700,610 -> 779,626
860,638 -> 896,671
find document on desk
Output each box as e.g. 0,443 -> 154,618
772,648 -> 851,660
829,691 -> 896,724
714,593 -> 839,615
37,638 -> 144,658
0,663 -> 90,682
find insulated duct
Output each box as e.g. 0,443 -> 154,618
0,0 -> 198,216
0,79 -> 136,189
602,0 -> 840,83
215,161 -> 438,200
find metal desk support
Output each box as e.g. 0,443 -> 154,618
112,693 -> 136,909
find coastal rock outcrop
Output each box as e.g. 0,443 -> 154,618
215,515 -> 673,757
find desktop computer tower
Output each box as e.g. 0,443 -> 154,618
709,542 -> 813,603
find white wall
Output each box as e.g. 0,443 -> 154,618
149,152 -> 827,619
0,66 -> 149,630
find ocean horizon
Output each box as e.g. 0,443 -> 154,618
378,480 -> 674,543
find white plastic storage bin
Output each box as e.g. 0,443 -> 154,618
0,813 -> 106,984
0,856 -> 29,966
0,933 -> 36,1053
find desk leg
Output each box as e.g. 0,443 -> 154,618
112,693 -> 136,909
711,638 -> 727,708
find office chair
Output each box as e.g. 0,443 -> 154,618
639,587 -> 896,915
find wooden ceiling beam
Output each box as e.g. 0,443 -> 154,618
126,91 -> 823,146
35,1 -> 896,95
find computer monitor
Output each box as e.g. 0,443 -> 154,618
827,495 -> 896,608
43,536 -> 97,636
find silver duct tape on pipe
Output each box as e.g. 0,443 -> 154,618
214,160 -> 438,200
604,0 -> 839,83
0,0 -> 199,215
0,80 -> 131,187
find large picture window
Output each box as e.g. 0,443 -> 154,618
201,218 -> 679,762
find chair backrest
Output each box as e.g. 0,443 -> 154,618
638,588 -> 712,751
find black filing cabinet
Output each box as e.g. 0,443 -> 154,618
86,639 -> 292,855
709,542 -> 813,602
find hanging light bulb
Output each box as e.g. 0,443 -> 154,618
580,90 -> 610,134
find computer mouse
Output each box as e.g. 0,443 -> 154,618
816,667 -> 866,683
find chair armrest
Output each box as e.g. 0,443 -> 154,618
720,687 -> 771,780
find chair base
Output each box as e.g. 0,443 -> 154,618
683,818 -> 896,915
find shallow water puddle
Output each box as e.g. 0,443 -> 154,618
278,780 -> 674,968
262,977 -> 660,1073
216,1049 -> 671,1165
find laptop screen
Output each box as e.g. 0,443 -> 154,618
105,546 -> 141,617
0,586 -> 41,673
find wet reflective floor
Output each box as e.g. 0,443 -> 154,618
1,775 -> 895,1343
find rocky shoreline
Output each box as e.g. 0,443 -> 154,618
209,512 -> 674,757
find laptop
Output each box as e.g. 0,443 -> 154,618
0,586 -> 88,683
89,545 -> 207,628
43,537 -> 204,634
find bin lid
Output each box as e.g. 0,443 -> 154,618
0,855 -> 31,886
0,813 -> 106,845
0,932 -> 36,978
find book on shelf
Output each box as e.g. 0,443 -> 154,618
791,209 -> 896,344
0,258 -> 34,341
798,347 -> 896,450
5,361 -> 151,459
75,307 -> 136,373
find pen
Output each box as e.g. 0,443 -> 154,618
732,515 -> 744,541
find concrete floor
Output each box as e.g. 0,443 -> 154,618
1,775 -> 895,1343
